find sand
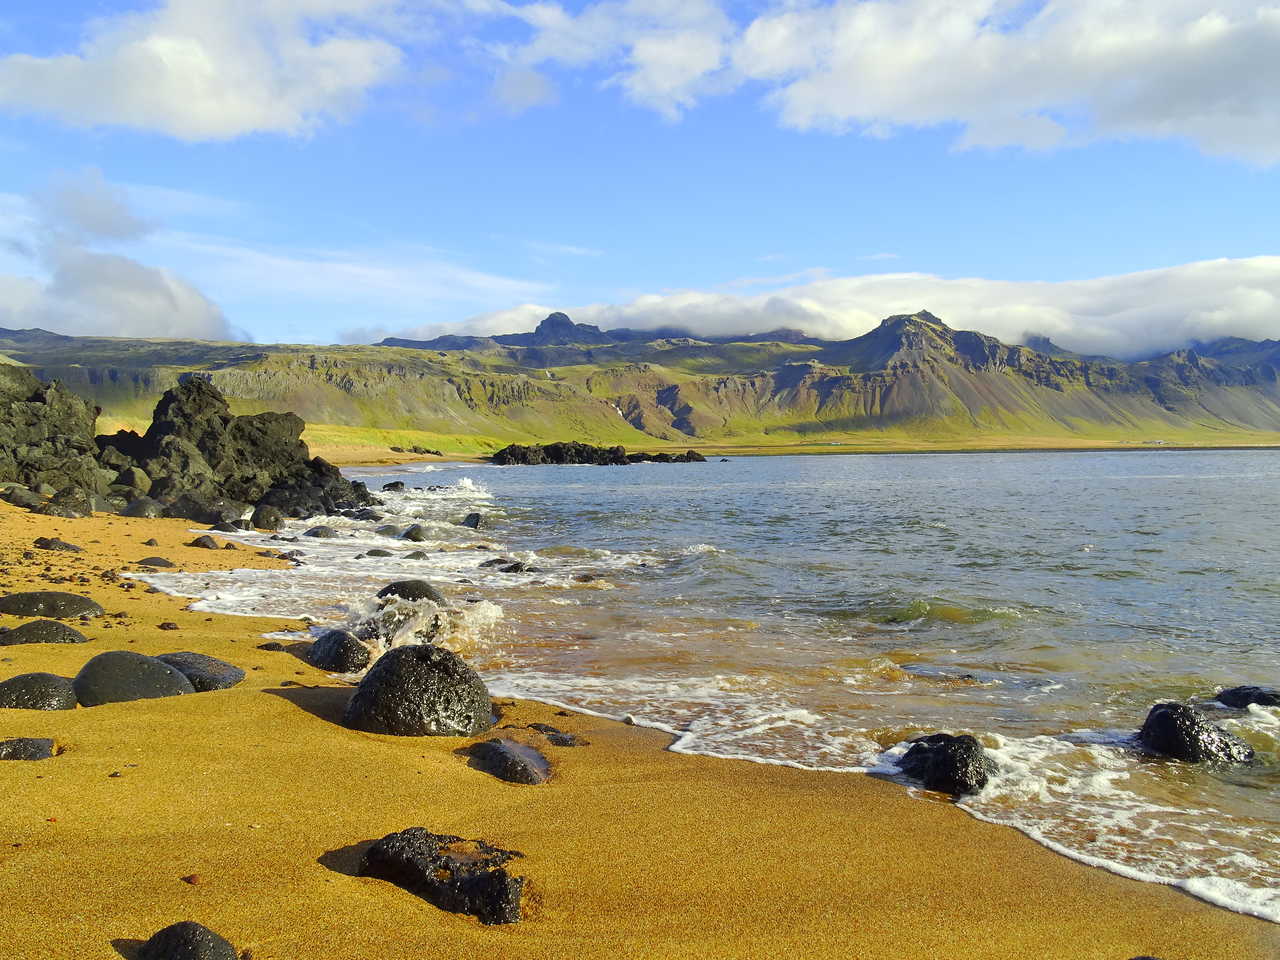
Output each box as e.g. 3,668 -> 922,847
0,503 -> 1274,959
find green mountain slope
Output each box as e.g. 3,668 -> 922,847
3,312 -> 1279,459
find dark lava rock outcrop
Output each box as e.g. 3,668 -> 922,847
895,733 -> 996,796
0,672 -> 77,710
1216,686 -> 1280,709
341,645 -> 491,736
466,738 -> 551,784
1137,702 -> 1254,763
491,441 -> 707,466
0,620 -> 89,646
72,651 -> 196,707
0,591 -> 104,619
358,827 -> 525,925
0,366 -> 104,495
96,377 -> 373,522
306,630 -> 372,673
155,652 -> 246,692
33,537 -> 82,553
137,921 -> 238,960
0,737 -> 56,760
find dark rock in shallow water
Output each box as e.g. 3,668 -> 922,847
1137,702 -> 1254,763
460,512 -> 482,530
402,524 -> 428,542
491,441 -> 707,466
0,591 -> 104,619
155,652 -> 246,692
137,920 -> 237,960
304,525 -> 339,539
342,645 -> 491,736
404,551 -> 429,560
377,580 -> 446,605
466,738 -> 551,784
0,737 -> 55,760
358,827 -> 525,925
306,630 -> 371,673
382,481 -> 406,492
137,556 -> 175,568
1216,686 -> 1280,709
250,503 -> 284,531
73,651 -> 196,707
364,548 -> 393,558
479,557 -> 514,568
0,619 -> 89,646
896,733 -> 995,796
0,673 -> 77,710
499,561 -> 539,574
33,536 -> 82,553
209,521 -> 240,533
187,535 -> 220,550
122,497 -> 166,519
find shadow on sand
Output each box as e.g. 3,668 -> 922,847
262,684 -> 352,724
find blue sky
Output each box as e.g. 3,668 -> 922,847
0,0 -> 1277,356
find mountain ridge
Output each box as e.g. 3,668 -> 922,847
3,312 -> 1279,456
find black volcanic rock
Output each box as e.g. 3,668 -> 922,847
466,738 -> 551,784
0,619 -> 89,646
96,376 -> 372,522
155,652 -> 246,692
1216,686 -> 1280,708
376,580 -> 446,605
33,536 -> 82,553
122,497 -> 166,518
0,591 -> 104,619
137,921 -> 237,960
250,503 -> 285,530
341,645 -> 491,736
358,827 -> 525,924
0,737 -> 56,760
491,441 -> 706,466
0,365 -> 104,495
896,733 -> 996,796
73,651 -> 196,706
1137,702 -> 1254,763
0,672 -> 77,710
306,630 -> 372,673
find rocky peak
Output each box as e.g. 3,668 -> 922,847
525,312 -> 612,346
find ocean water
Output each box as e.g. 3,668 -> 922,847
141,451 -> 1280,923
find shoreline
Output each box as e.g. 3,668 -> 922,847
0,504 -> 1275,958
326,440 -> 1280,468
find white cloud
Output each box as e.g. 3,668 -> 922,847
492,65 -> 558,113
0,0 -> 404,140
0,171 -> 232,340
422,256 -> 1280,357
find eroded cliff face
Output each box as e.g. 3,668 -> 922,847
8,312 -> 1280,445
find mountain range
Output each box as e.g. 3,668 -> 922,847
2,311 -> 1279,457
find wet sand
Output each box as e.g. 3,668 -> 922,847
0,503 -> 1274,959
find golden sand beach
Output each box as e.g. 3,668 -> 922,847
0,503 -> 1275,959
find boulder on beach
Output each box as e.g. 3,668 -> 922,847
163,492 -> 247,525
304,525 -> 339,539
0,673 -> 78,710
0,619 -> 89,646
526,722 -> 586,747
895,733 -> 996,796
1137,702 -> 1254,763
0,591 -> 104,619
341,645 -> 491,736
122,497 -> 166,519
137,557 -> 175,568
0,366 -> 103,494
187,535 -> 221,550
155,652 -> 246,692
73,651 -> 196,707
137,921 -> 238,960
250,503 -> 285,531
0,737 -> 56,760
33,537 -> 82,553
2,486 -> 41,509
376,580 -> 446,605
466,738 -> 551,784
358,827 -> 525,925
306,630 -> 372,673
1216,686 -> 1280,709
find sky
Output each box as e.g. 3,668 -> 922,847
0,0 -> 1277,357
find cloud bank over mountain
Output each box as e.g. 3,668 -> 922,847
421,256 -> 1280,359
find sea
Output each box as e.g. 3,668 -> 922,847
139,450 -> 1280,923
